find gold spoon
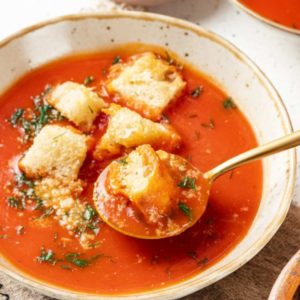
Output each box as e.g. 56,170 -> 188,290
94,130 -> 300,239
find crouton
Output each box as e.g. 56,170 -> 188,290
93,104 -> 181,161
106,52 -> 186,121
108,145 -> 176,221
47,81 -> 107,132
19,124 -> 88,180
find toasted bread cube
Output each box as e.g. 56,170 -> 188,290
47,81 -> 107,132
93,104 -> 181,160
19,125 -> 88,180
108,145 -> 176,220
106,52 -> 186,121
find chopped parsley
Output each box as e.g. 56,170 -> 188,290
76,203 -> 101,237
7,172 -> 44,212
65,253 -> 102,268
37,248 -> 56,264
178,176 -> 196,190
112,56 -> 121,65
9,108 -> 24,126
191,86 -> 203,98
187,250 -> 209,266
37,207 -> 54,220
15,173 -> 35,188
86,223 -> 100,235
7,197 -> 24,209
83,75 -> 94,86
178,202 -> 193,220
117,157 -> 128,165
83,205 -> 97,221
223,97 -> 236,109
8,85 -> 64,142
33,198 -> 44,211
37,249 -> 104,269
65,253 -> 89,268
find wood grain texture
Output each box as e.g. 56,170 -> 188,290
0,205 -> 298,300
269,250 -> 300,300
181,205 -> 300,300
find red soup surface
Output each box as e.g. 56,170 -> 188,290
240,0 -> 300,30
0,45 -> 262,294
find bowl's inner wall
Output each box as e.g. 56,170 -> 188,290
0,14 -> 293,300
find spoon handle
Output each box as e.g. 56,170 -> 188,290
204,130 -> 300,182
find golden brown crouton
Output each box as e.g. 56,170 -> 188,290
19,124 -> 88,180
108,145 -> 176,220
47,81 -> 107,132
93,104 -> 181,161
106,52 -> 186,121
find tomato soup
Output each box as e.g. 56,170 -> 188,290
0,45 -> 262,294
240,0 -> 300,30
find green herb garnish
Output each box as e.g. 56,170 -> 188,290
83,75 -> 94,86
83,205 -> 96,221
178,202 -> 193,220
37,248 -> 56,264
112,56 -> 121,65
7,172 -> 44,212
178,177 -> 196,190
191,86 -> 203,98
7,197 -> 24,209
65,253 -> 102,268
15,173 -> 35,188
86,223 -> 100,235
8,85 -> 64,142
9,108 -> 24,126
223,97 -> 236,109
197,257 -> 209,266
37,207 -> 54,220
117,157 -> 128,165
187,251 -> 209,266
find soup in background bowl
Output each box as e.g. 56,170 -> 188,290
0,12 -> 295,300
231,0 -> 300,35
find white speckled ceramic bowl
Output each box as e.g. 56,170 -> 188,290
0,12 -> 296,300
230,0 -> 300,35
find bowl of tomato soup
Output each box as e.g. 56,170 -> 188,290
231,0 -> 300,34
0,12 -> 295,300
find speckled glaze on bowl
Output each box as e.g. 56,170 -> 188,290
0,11 -> 296,300
230,0 -> 300,35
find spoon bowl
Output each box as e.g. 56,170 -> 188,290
94,130 -> 300,239
93,151 -> 210,239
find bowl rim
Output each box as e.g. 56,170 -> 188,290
0,11 -> 296,300
230,0 -> 300,35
